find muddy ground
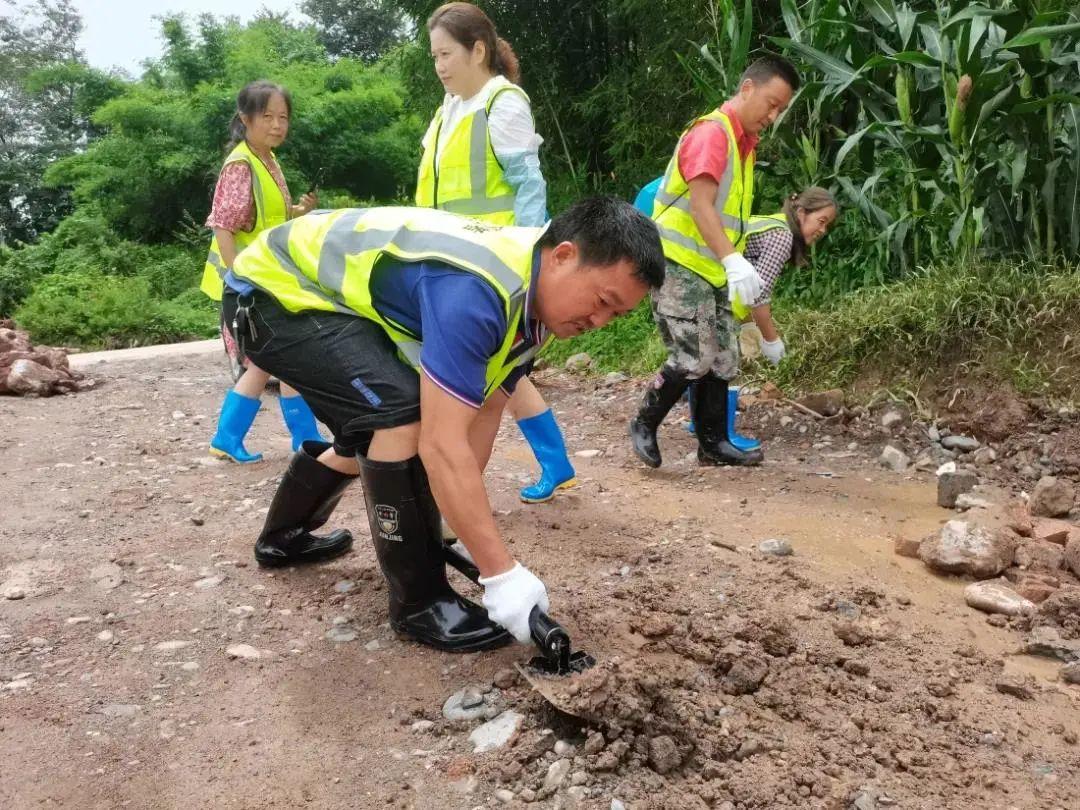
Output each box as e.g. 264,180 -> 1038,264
1,351 -> 1078,810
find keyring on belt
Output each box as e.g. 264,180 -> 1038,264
232,293 -> 256,358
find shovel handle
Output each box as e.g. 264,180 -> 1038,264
529,605 -> 570,662
443,547 -> 571,666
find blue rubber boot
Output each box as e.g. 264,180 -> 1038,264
727,386 -> 762,452
209,390 -> 264,464
686,385 -> 696,435
517,409 -> 577,503
279,394 -> 325,452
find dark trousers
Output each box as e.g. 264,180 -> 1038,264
224,289 -> 421,456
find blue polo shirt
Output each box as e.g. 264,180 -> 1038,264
369,251 -> 543,408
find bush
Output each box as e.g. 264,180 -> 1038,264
543,258 -> 1080,402
772,259 -> 1080,397
542,299 -> 666,375
14,270 -> 216,348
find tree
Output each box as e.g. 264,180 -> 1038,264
44,13 -> 423,242
0,0 -> 123,245
0,0 -> 86,244
301,0 -> 409,62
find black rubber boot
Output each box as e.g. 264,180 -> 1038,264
629,367 -> 691,468
694,375 -> 764,466
357,453 -> 512,653
254,441 -> 356,566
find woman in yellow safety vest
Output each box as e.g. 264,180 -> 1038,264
417,2 -> 575,504
202,80 -> 323,464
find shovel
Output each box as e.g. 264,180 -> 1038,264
444,544 -> 595,679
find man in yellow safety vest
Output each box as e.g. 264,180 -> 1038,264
227,198 -> 664,653
629,56 -> 799,469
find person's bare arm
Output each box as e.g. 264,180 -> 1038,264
469,387 -> 509,472
418,374 -> 513,577
687,176 -> 738,260
213,228 -> 239,269
751,303 -> 779,341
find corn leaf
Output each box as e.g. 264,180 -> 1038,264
1001,22 -> 1080,50
859,0 -> 897,29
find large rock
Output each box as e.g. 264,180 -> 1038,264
796,389 -> 844,417
1030,476 -> 1075,518
5,359 -> 60,395
1037,588 -> 1080,637
648,735 -> 681,775
919,520 -> 1017,579
1014,540 -> 1065,572
443,685 -> 501,722
938,470 -> 978,508
963,581 -> 1036,616
1024,625 -> 1080,662
879,445 -> 910,473
1033,519 -> 1073,546
1065,536 -> 1080,578
564,352 -> 593,371
469,710 -> 524,753
0,323 -> 82,397
941,435 -> 980,452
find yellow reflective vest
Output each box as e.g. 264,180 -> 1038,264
415,79 -> 529,226
728,212 -> 791,319
230,207 -> 546,399
201,141 -> 290,301
652,110 -> 755,306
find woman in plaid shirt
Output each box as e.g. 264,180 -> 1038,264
743,187 -> 839,366
688,187 -> 839,448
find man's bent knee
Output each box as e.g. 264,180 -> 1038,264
368,422 -> 421,462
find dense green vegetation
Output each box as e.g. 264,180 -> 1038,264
2,0 -> 1078,397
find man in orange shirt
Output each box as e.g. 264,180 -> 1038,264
630,56 -> 798,469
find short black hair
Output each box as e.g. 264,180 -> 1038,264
740,55 -> 800,93
539,197 -> 665,289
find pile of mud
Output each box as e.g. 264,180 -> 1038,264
476,556 -> 1077,809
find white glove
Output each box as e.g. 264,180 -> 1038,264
721,252 -> 763,307
760,337 -> 786,366
479,562 -> 550,644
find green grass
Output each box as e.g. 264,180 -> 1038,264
541,299 -> 667,374
544,258 -> 1080,400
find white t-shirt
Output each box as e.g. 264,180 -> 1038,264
423,75 -> 543,163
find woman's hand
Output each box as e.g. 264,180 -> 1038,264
293,191 -> 318,217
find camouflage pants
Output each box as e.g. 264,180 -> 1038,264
651,261 -> 740,380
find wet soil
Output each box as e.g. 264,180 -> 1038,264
1,353 -> 1078,809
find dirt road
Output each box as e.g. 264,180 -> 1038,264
2,351 -> 1077,809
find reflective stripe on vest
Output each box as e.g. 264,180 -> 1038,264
652,110 -> 755,293
728,213 -> 789,318
200,142 -> 290,301
415,82 -> 528,226
232,207 -> 542,398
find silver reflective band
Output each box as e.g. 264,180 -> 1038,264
207,251 -> 227,279
397,340 -> 422,367
470,109 -> 489,206
744,217 -> 786,235
656,224 -> 721,262
438,194 -> 517,215
317,214 -> 526,302
263,221 -> 361,316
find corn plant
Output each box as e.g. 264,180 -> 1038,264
770,0 -> 1080,267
